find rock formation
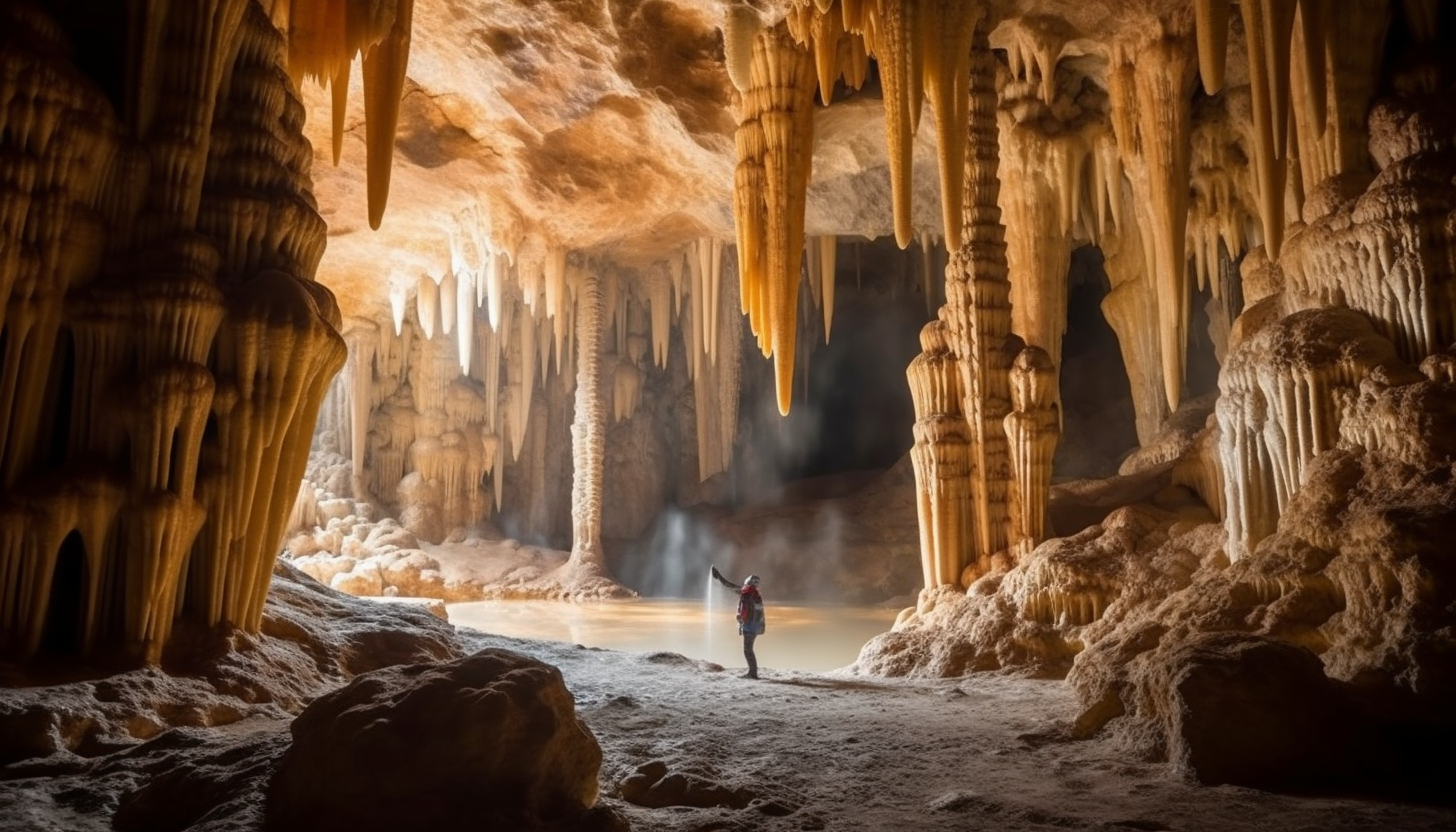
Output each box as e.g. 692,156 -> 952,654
4,0 -> 1456,802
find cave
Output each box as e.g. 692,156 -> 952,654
3,1 -> 1456,830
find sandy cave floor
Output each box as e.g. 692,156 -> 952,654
3,567 -> 1455,832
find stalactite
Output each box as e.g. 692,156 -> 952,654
1290,0 -> 1389,216
345,326 -> 376,481
817,235 -> 837,341
416,273 -> 438,340
1108,30 -> 1196,412
1100,222 -> 1171,445
357,0 -> 412,229
1194,0 -> 1230,94
693,252 -> 744,482
1004,347 -> 1058,561
456,267 -> 474,372
389,281 -> 407,336
1238,0 -> 1296,261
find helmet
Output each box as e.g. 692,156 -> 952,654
744,574 -> 761,587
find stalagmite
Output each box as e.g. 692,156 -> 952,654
907,318 -> 971,588
1004,347 -> 1058,560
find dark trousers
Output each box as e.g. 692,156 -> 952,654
742,632 -> 758,676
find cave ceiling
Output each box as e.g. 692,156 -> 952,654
306,0 -> 1196,322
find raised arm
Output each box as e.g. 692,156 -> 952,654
710,565 -> 738,590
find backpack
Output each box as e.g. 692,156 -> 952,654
737,589 -> 765,635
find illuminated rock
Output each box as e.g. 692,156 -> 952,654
0,1 -> 370,663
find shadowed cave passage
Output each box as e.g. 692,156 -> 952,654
1054,245 -> 1139,480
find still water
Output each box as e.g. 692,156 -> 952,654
448,597 -> 900,672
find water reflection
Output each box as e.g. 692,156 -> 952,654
447,598 -> 898,672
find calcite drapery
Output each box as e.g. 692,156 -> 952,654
0,1 -> 368,663
1217,305 -> 1413,560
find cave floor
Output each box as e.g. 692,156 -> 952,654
460,629 -> 1456,832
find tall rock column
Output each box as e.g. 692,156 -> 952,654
564,267 -> 614,589
907,317 -> 972,588
940,20 -> 1017,580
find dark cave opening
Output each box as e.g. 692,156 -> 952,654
41,531 -> 88,658
1054,245 -> 1140,480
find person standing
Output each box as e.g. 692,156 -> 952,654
711,566 -> 765,679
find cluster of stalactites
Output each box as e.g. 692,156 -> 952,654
1,3 -> 343,663
259,0 -> 414,229
1192,1 -> 1404,261
318,237 -> 595,534
784,0 -> 984,255
732,23 -> 818,416
679,247 -> 744,482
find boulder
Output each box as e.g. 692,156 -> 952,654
266,649 -> 624,831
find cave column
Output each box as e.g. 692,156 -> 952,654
565,266 -> 609,577
938,17 -> 1015,581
